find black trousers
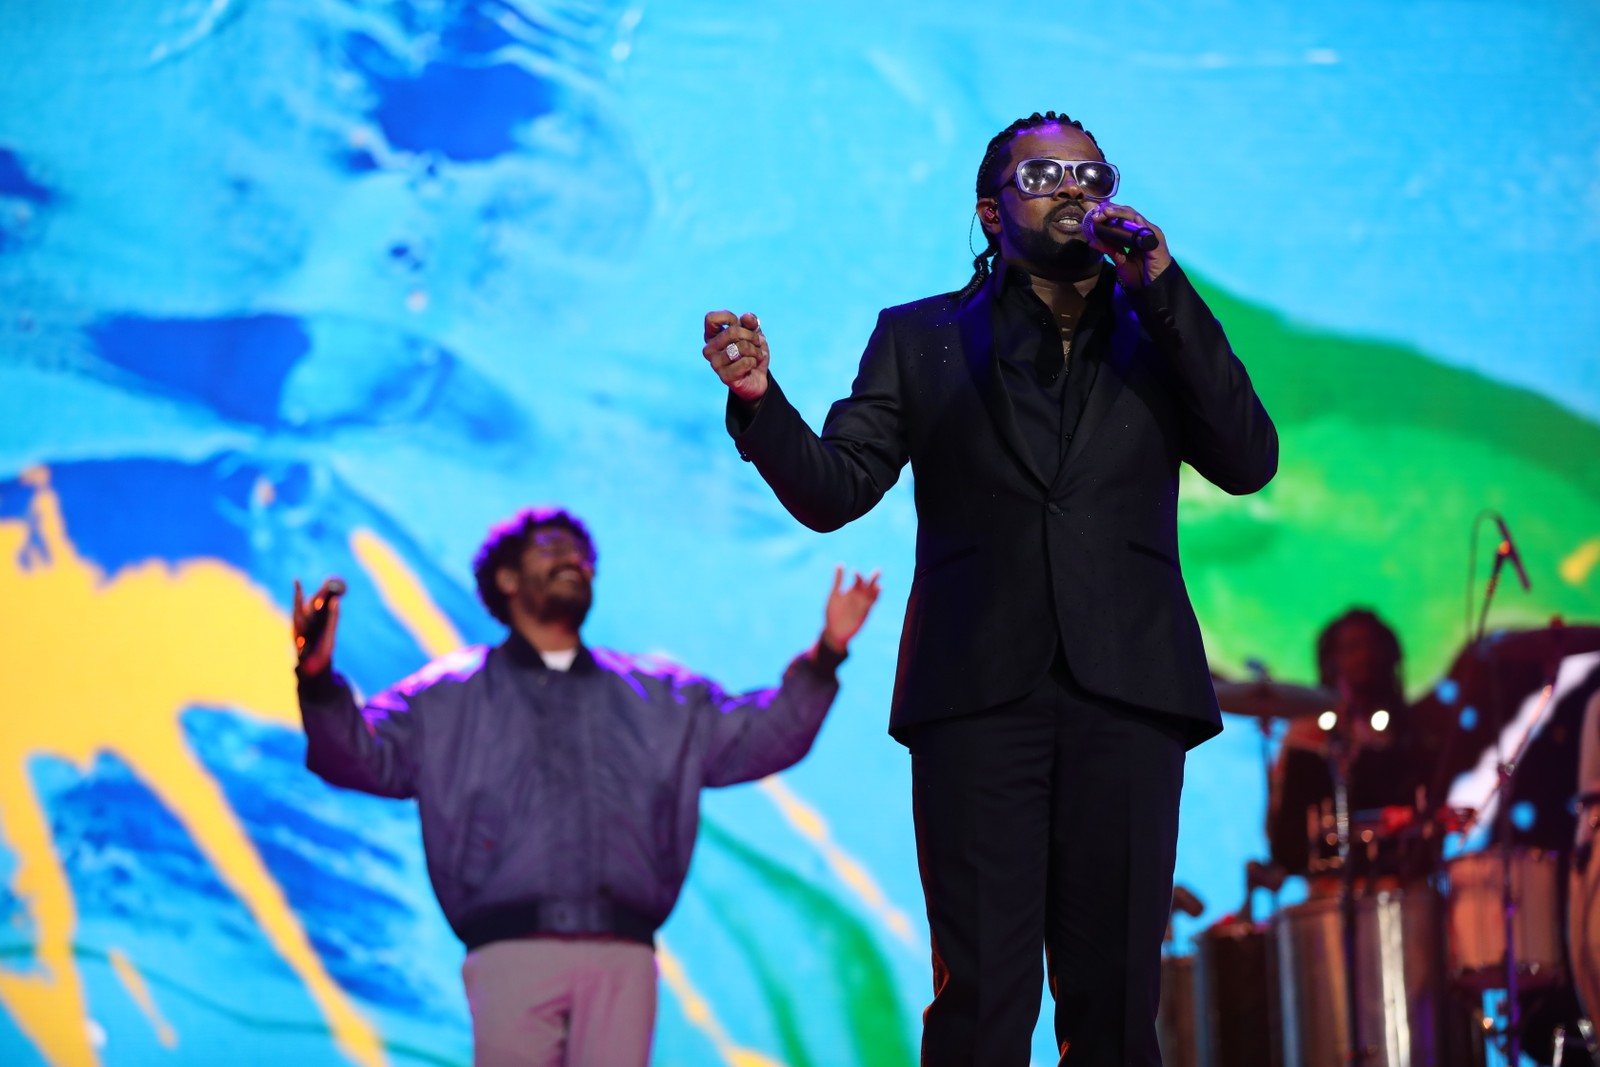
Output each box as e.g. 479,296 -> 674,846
906,652 -> 1187,1067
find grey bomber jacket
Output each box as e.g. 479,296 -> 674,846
297,631 -> 843,949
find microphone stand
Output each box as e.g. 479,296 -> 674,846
1475,540 -> 1512,646
1468,541 -> 1526,1062
1325,713 -> 1369,1064
1452,677 -> 1560,1065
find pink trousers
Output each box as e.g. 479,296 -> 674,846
461,938 -> 658,1067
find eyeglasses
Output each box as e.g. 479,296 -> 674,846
529,529 -> 594,564
1006,158 -> 1120,201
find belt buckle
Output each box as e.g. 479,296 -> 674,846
544,901 -> 579,933
540,898 -> 609,934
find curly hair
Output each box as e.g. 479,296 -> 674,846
955,110 -> 1103,301
1315,608 -> 1405,701
472,507 -> 596,626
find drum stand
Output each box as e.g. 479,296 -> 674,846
1494,753 -> 1525,1064
1326,725 -> 1369,1064
1460,676 -> 1559,1064
1466,515 -> 1529,1062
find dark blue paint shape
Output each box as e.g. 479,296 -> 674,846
345,31 -> 558,162
28,458 -> 256,577
439,2 -> 520,55
0,455 -> 504,686
183,709 -> 406,875
340,148 -> 380,173
0,148 -> 55,205
33,753 -> 255,930
0,476 -> 40,520
88,314 -> 309,426
182,708 -> 430,1012
82,308 -> 530,443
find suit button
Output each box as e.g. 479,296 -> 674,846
1047,503 -> 1063,516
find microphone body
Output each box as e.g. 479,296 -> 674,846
297,578 -> 346,660
1494,515 -> 1531,591
1094,216 -> 1159,253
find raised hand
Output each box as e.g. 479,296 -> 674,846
1082,202 -> 1172,290
702,310 -> 770,405
822,565 -> 883,654
292,578 -> 344,677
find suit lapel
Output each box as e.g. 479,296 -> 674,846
1058,282 -> 1136,477
957,277 -> 1049,489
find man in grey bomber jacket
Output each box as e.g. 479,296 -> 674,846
292,506 -> 881,1067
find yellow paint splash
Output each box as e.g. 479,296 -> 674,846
350,529 -> 463,657
0,468 -> 385,1067
657,940 -> 787,1067
1562,538 -> 1600,586
107,949 -> 176,1049
0,476 -> 826,1067
758,776 -> 919,947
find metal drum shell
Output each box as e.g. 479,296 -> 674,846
1275,888 -> 1478,1067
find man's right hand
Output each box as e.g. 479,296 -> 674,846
702,310 -> 769,405
292,578 -> 343,677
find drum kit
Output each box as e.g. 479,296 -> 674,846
1158,624 -> 1600,1067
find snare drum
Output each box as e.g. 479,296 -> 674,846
1445,849 -> 1564,991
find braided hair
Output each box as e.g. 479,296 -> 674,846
955,111 -> 1102,301
1315,608 -> 1406,707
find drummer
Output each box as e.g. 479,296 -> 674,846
1266,608 -> 1430,888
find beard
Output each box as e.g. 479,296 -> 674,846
520,568 -> 593,628
1000,202 -> 1103,278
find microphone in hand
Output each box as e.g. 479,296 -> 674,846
296,578 -> 346,663
1093,215 -> 1159,253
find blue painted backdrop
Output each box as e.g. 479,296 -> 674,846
2,2 -> 1598,1064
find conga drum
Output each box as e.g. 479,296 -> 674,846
1194,918 -> 1280,1067
1569,688 -> 1600,1027
1275,887 -> 1481,1067
1158,950 -> 1198,1067
1445,848 -> 1564,991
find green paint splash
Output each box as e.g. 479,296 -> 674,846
699,818 -> 918,1067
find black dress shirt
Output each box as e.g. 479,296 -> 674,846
991,258 -> 1116,479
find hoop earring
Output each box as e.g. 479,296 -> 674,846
967,209 -> 981,258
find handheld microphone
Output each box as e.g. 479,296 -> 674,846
1493,514 -> 1531,591
1093,216 -> 1159,253
297,578 -> 346,660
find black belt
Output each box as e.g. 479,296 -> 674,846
456,898 -> 658,950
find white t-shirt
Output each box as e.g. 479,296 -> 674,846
541,647 -> 578,672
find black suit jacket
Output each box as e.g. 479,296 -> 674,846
731,262 -> 1278,747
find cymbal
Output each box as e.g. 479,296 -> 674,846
1213,679 -> 1338,720
1471,624 -> 1600,664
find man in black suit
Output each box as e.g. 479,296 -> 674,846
700,110 -> 1278,1066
